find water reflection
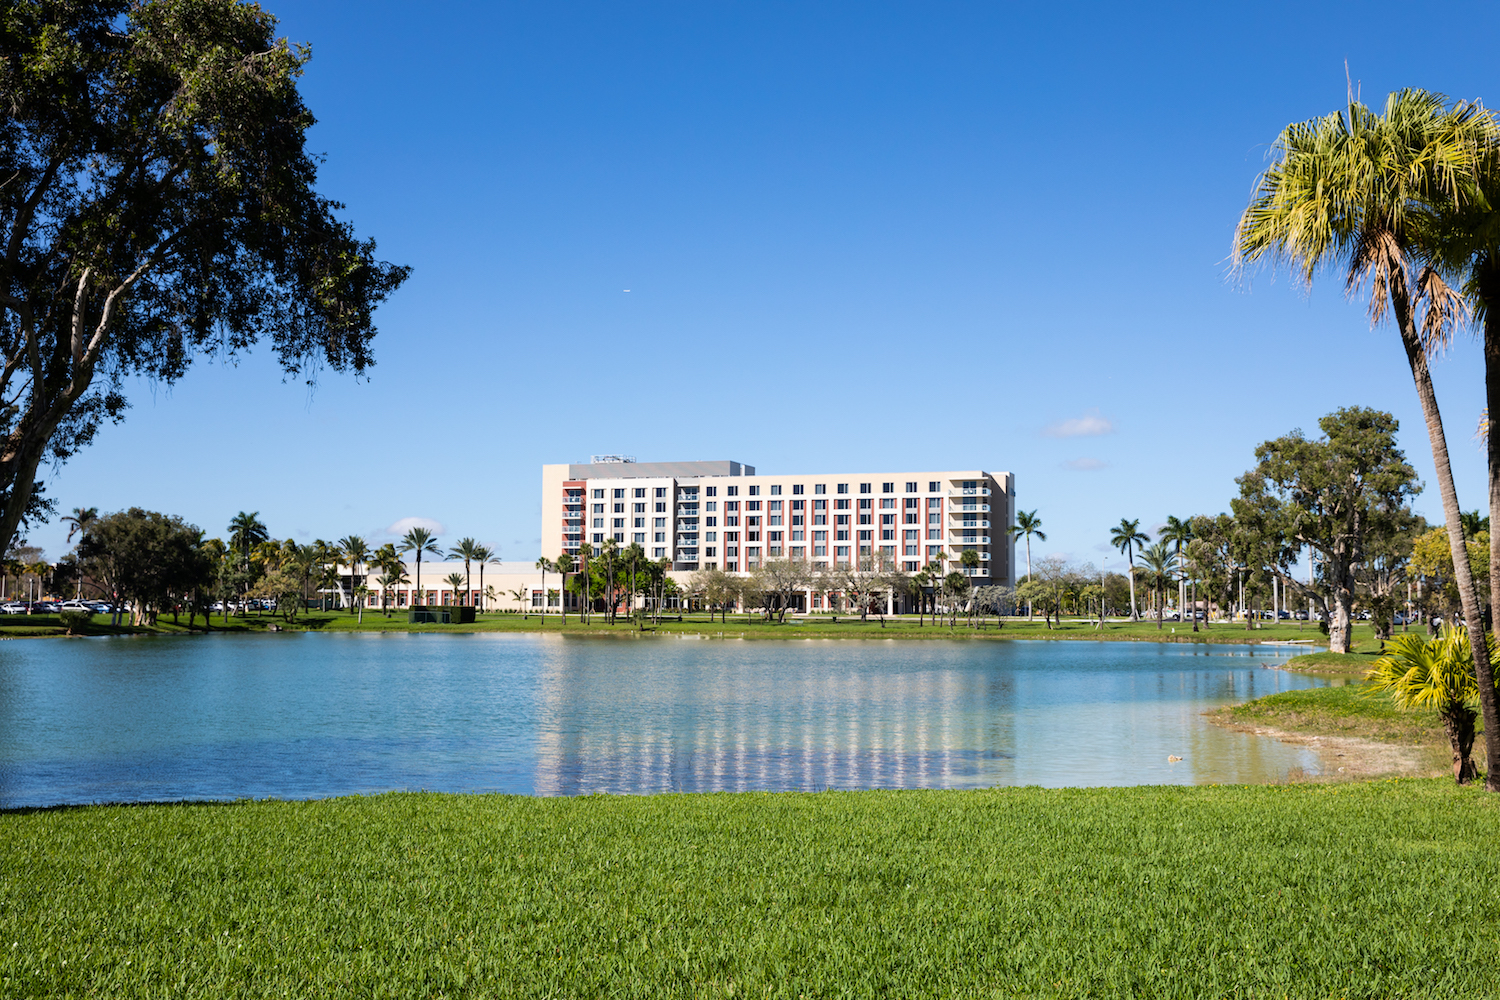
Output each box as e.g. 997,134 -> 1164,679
0,634 -> 1328,807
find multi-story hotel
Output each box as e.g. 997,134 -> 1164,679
541,458 -> 1014,585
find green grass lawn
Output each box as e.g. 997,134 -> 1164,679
4,782 -> 1499,998
1212,681 -> 1459,746
9,608 -> 1358,646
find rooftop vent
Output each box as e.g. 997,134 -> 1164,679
590,455 -> 635,464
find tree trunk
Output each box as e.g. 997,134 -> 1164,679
1399,278 -> 1500,790
1126,557 -> 1138,621
1481,258 -> 1500,791
1444,706 -> 1479,785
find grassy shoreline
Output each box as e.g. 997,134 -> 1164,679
4,608 -> 1350,647
4,781 -> 1497,998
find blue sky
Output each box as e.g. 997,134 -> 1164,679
28,0 -> 1498,572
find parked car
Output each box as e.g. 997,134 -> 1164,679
58,600 -> 92,611
33,601 -> 58,613
0,601 -> 26,613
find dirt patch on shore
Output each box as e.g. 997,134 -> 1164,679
1209,716 -> 1447,781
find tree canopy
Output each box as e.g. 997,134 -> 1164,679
0,0 -> 409,554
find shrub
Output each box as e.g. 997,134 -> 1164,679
58,610 -> 92,635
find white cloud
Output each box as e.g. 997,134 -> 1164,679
1042,409 -> 1115,438
385,516 -> 446,537
1061,457 -> 1108,471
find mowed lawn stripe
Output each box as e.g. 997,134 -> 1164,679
4,781 -> 1499,998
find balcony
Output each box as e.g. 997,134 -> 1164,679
952,535 -> 992,545
956,503 -> 990,513
677,491 -> 699,502
949,487 -> 991,497
952,519 -> 991,529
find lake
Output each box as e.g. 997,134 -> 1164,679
0,633 -> 1333,807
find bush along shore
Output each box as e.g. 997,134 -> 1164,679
4,607 -> 1356,645
3,782 -> 1498,998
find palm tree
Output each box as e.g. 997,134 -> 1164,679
598,537 -> 620,623
621,541 -> 646,620
376,568 -> 408,617
472,544 -> 496,613
1136,541 -> 1180,630
338,535 -> 369,612
509,585 -> 530,617
1008,510 -> 1045,621
1110,518 -> 1149,622
554,552 -> 575,623
228,511 -> 268,571
1159,516 -> 1193,628
535,556 -> 553,621
1236,88 -> 1500,790
443,572 -> 467,607
1368,626 -> 1491,783
448,537 -> 483,606
399,527 -> 442,608
574,541 -> 593,623
61,506 -> 98,598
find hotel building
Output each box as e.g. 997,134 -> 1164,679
541,458 -> 1014,585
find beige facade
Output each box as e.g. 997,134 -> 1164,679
541,459 -> 1015,586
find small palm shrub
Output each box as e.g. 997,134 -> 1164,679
1366,625 -> 1494,784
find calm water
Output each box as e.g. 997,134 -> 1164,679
0,633 -> 1334,807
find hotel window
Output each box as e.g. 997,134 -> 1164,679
905,529 -> 918,540
792,515 -> 804,526
928,529 -> 941,540
633,517 -> 644,528
726,532 -> 739,542
814,530 -> 827,541
791,546 -> 805,557
814,484 -> 826,494
881,513 -> 895,525
769,531 -> 783,542
837,483 -> 848,494
858,514 -> 871,525
813,499 -> 826,511
706,486 -> 716,496
633,502 -> 645,513
593,503 -> 604,513
726,501 -> 739,512
769,500 -> 782,511
705,547 -> 716,558
928,482 -> 940,492
613,532 -> 624,542
814,545 -> 827,556
792,529 -> 804,541
654,532 -> 665,543
592,518 -> 604,528
655,487 -> 667,497
747,501 -> 761,511
727,486 -> 738,496
613,518 -> 625,529
706,516 -> 717,527
906,482 -> 917,492
904,513 -> 918,525
653,547 -> 666,558
727,546 -> 739,557
655,502 -> 666,512
726,516 -> 739,526
634,487 -> 646,498
613,502 -> 624,513
613,488 -> 625,498
904,497 -> 919,509
929,512 -> 941,525
770,485 -> 782,495
748,531 -> 760,542
793,484 -> 804,495
859,483 -> 871,494
769,515 -> 782,526
858,530 -> 872,541
836,530 -> 849,541
749,485 -> 760,496
633,533 -> 645,543
858,498 -> 871,509
654,517 -> 666,528
927,545 -> 943,558
881,530 -> 895,541
706,531 -> 717,542
813,514 -> 826,525
835,546 -> 850,558
792,499 -> 805,511
859,545 -> 871,557
835,515 -> 850,526
592,533 -> 604,543
593,489 -> 604,498
929,497 -> 942,509
883,482 -> 894,493
904,545 -> 918,556
835,499 -> 850,510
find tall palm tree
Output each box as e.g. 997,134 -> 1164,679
1137,541 -> 1180,630
1110,518 -> 1149,622
472,544 -> 496,613
535,556 -> 553,621
621,541 -> 646,620
1236,88 -> 1500,790
1008,510 -> 1045,621
554,552 -> 574,623
228,511 -> 268,571
448,538 -> 483,606
338,535 -> 369,612
598,537 -> 620,623
63,507 -> 97,545
399,527 -> 442,608
1159,516 -> 1193,626
574,541 -> 593,624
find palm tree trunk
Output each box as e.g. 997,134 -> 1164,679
1398,284 -> 1500,791
1478,269 -> 1500,791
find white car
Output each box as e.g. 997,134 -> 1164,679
0,601 -> 26,613
59,601 -> 93,612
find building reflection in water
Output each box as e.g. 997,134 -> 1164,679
530,637 -> 1324,795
